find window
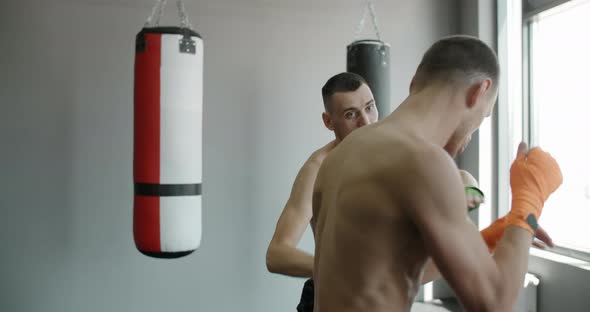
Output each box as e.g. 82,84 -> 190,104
526,0 -> 590,254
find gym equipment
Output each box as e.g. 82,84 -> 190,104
133,0 -> 203,258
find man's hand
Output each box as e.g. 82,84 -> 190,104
459,169 -> 485,210
459,168 -> 555,250
507,142 -> 563,234
532,226 -> 554,249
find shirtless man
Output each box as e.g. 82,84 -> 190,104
266,73 -> 543,312
312,35 -> 563,312
266,72 -> 379,311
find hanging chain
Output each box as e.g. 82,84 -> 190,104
153,0 -> 168,27
143,0 -> 194,30
144,0 -> 166,27
367,0 -> 382,41
176,0 -> 194,30
354,0 -> 382,41
354,3 -> 368,39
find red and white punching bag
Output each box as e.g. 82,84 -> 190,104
133,5 -> 203,258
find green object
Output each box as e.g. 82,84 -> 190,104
465,186 -> 485,212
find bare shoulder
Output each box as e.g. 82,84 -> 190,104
406,142 -> 456,176
388,141 -> 465,223
291,140 -> 336,183
299,140 -> 337,186
308,140 -> 337,165
385,140 -> 459,200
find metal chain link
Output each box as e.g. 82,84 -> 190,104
176,0 -> 194,30
367,0 -> 382,41
354,0 -> 382,41
354,3 -> 368,39
143,0 -> 194,30
153,0 -> 168,27
144,0 -> 166,27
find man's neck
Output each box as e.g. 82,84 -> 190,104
385,85 -> 464,149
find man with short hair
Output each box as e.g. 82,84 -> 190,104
266,72 -> 378,312
312,35 -> 562,311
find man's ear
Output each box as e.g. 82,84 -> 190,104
466,78 -> 492,109
322,112 -> 334,130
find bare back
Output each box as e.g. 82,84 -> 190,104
312,124 -> 433,312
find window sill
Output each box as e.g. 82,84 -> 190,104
530,247 -> 590,271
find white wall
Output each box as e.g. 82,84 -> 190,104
0,1 -> 458,311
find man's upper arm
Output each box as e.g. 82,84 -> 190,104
269,156 -> 321,246
401,148 -> 501,310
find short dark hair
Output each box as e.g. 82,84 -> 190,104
412,35 -> 499,92
321,72 -> 367,112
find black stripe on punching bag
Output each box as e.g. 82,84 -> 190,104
136,27 -> 202,53
346,39 -> 391,120
134,183 -> 202,196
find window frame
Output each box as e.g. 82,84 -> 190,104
522,0 -> 590,260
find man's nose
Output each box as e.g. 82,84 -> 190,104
357,112 -> 370,127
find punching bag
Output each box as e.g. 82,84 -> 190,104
133,2 -> 203,258
347,39 -> 391,119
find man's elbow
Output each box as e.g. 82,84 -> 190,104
265,245 -> 281,273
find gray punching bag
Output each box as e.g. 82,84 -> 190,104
346,39 -> 391,119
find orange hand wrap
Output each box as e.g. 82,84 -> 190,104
480,216 -> 507,252
506,147 -> 563,235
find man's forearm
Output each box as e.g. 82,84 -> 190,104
490,226 -> 533,308
266,244 -> 314,278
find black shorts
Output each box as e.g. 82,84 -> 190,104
296,279 -> 314,312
